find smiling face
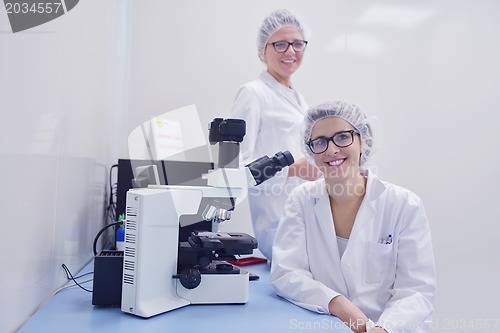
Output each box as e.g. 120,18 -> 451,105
263,27 -> 305,87
310,117 -> 362,182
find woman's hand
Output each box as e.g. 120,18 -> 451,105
288,157 -> 322,181
368,328 -> 387,333
328,295 -> 368,333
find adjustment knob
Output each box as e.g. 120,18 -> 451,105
179,267 -> 202,289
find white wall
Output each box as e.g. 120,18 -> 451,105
1,1 -> 499,332
126,1 -> 500,332
0,1 -> 131,332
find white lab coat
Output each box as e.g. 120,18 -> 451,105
231,71 -> 309,259
270,171 -> 436,333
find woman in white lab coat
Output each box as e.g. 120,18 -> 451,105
270,101 -> 436,333
231,9 -> 320,260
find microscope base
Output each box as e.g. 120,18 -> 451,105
176,269 -> 249,304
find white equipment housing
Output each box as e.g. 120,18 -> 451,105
121,185 -> 249,318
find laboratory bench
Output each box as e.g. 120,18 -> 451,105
17,260 -> 349,333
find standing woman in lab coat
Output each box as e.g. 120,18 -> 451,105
231,9 -> 321,260
270,101 -> 436,333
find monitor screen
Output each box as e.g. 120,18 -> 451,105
116,159 -> 215,241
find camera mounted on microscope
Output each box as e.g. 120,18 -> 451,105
209,118 -> 246,169
209,118 -> 246,144
208,117 -> 294,186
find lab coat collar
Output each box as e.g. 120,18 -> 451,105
311,169 -> 387,237
308,177 -> 327,200
363,169 -> 386,203
259,70 -> 290,90
348,169 -> 386,240
258,71 -> 307,112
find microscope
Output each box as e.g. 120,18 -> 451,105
121,118 -> 293,318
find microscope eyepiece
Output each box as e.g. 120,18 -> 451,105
246,151 -> 294,186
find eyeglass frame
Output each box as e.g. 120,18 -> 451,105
306,129 -> 360,154
267,40 -> 308,53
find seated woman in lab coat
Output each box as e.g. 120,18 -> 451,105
270,101 -> 436,333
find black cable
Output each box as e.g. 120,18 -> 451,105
92,221 -> 123,256
106,164 -> 119,223
73,271 -> 94,280
97,163 -> 120,250
106,202 -> 117,224
109,164 -> 118,207
61,264 -> 92,293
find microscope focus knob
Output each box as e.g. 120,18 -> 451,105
179,267 -> 202,289
198,256 -> 210,266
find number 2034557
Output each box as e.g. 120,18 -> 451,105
4,2 -> 63,14
433,318 -> 499,330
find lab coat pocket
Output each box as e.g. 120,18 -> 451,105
363,241 -> 395,284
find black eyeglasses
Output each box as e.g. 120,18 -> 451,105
267,40 -> 308,53
307,130 -> 359,154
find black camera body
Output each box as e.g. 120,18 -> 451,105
209,118 -> 246,144
208,117 -> 294,180
209,118 -> 246,168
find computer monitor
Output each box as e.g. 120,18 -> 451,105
116,159 -> 215,241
